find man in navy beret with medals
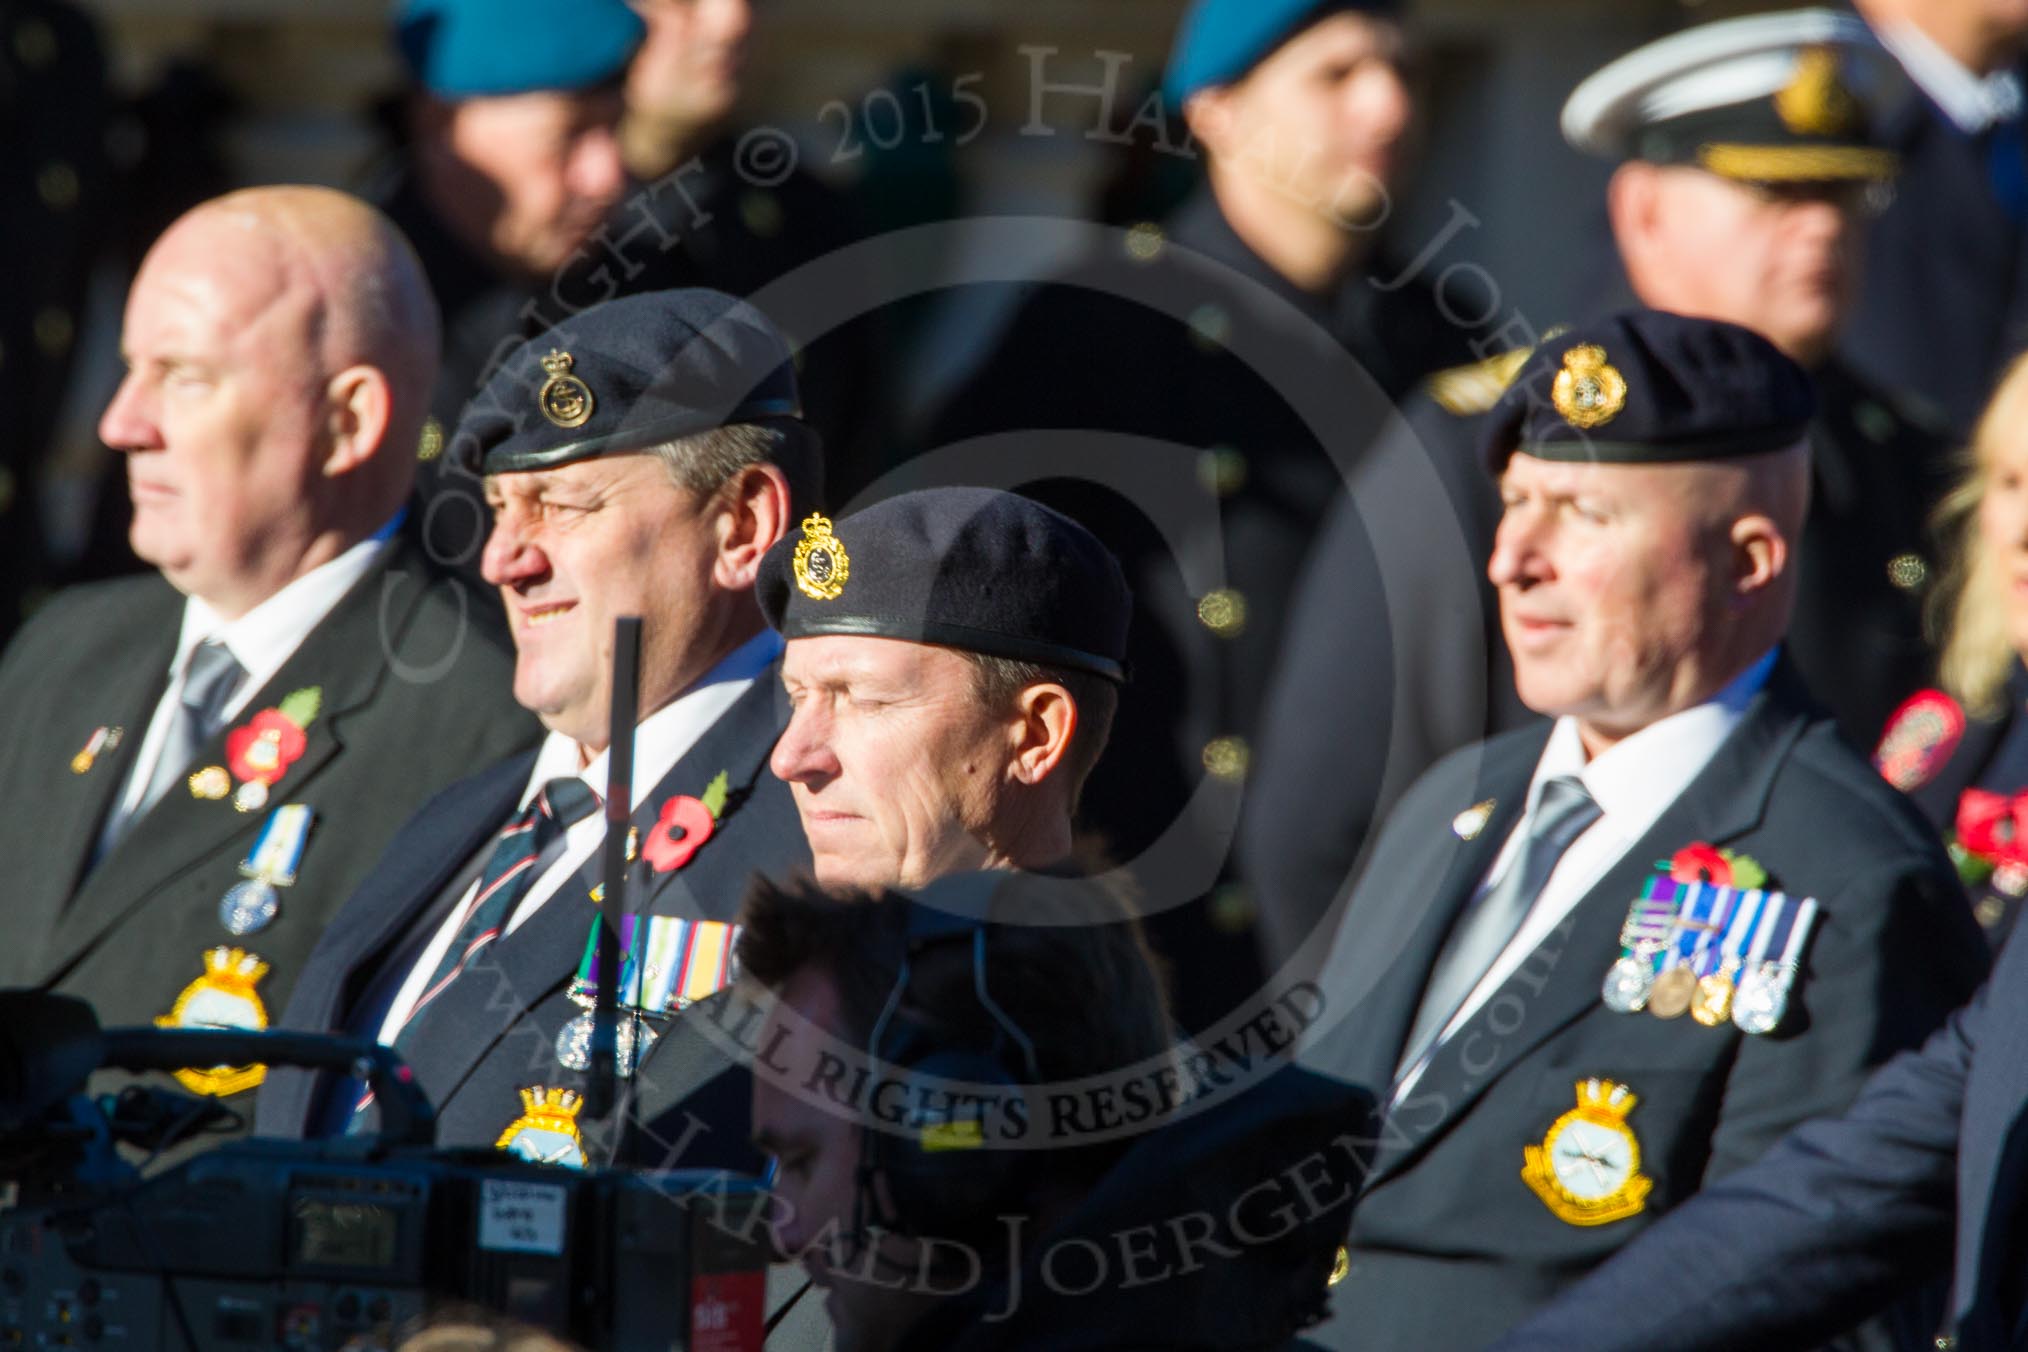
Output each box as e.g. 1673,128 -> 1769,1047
1252,8 -> 1957,970
1294,309 -> 1988,1351
256,287 -> 816,1173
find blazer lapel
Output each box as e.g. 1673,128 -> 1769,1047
1307,733 -> 1542,1102
1370,665 -> 1812,1184
41,541 -> 446,986
46,616 -> 178,907
404,671 -> 795,1110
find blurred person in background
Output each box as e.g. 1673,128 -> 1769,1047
383,0 -> 642,573
1848,0 -> 2028,437
620,0 -> 889,503
1875,350 -> 2028,949
928,0 -> 1487,1034
0,0 -> 110,643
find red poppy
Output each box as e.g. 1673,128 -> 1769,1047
644,794 -> 716,873
1956,789 -> 2028,865
1667,843 -> 1732,885
225,710 -> 308,786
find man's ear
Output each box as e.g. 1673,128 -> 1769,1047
1007,682 -> 1077,788
1181,87 -> 1236,160
1730,512 -> 1788,603
321,365 -> 394,478
1606,162 -> 1662,278
713,462 -> 793,590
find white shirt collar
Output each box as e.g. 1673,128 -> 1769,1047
521,627 -> 785,809
1528,647 -> 1778,838
172,530 -> 396,717
1878,18 -> 2024,133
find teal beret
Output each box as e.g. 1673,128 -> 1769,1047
1163,0 -> 1398,103
397,0 -> 645,99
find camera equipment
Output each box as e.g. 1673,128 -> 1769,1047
0,997 -> 771,1352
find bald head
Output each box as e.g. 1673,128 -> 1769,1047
168,186 -> 440,462
102,186 -> 441,617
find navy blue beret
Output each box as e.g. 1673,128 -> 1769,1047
451,288 -> 810,477
1164,0 -> 1399,103
397,0 -> 644,99
1480,310 -> 1816,473
757,488 -> 1132,683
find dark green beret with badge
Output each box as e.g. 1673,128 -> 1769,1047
1479,309 -> 1817,473
451,287 -> 814,479
1562,8 -> 1904,184
756,487 -> 1132,683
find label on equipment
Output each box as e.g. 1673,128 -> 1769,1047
477,1180 -> 567,1255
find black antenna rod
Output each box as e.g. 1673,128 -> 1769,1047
584,616 -> 640,1121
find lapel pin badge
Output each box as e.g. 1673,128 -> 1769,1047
70,725 -> 123,774
1452,800 -> 1496,840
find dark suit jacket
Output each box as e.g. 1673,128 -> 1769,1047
254,671 -> 810,1171
1297,659 -> 1989,1351
1491,907 -> 2028,1351
0,537 -> 536,1102
1842,56 -> 2028,439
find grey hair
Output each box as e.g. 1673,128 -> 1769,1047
646,422 -> 787,498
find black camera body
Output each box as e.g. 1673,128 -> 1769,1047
0,1138 -> 768,1352
0,995 -> 772,1352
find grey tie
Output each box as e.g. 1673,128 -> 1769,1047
1397,776 -> 1601,1078
138,639 -> 248,815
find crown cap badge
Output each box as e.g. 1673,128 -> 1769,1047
1551,344 -> 1628,429
537,349 -> 595,430
793,513 -> 851,601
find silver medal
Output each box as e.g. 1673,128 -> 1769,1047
1600,954 -> 1654,1013
1731,961 -> 1791,1036
554,1011 -> 657,1078
219,879 -> 280,936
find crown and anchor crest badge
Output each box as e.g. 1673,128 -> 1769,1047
537,350 -> 595,430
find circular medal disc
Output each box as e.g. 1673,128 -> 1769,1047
554,1013 -> 659,1079
234,780 -> 270,814
1600,956 -> 1653,1013
1647,964 -> 1696,1019
1689,974 -> 1734,1027
219,879 -> 280,936
1732,966 -> 1789,1035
